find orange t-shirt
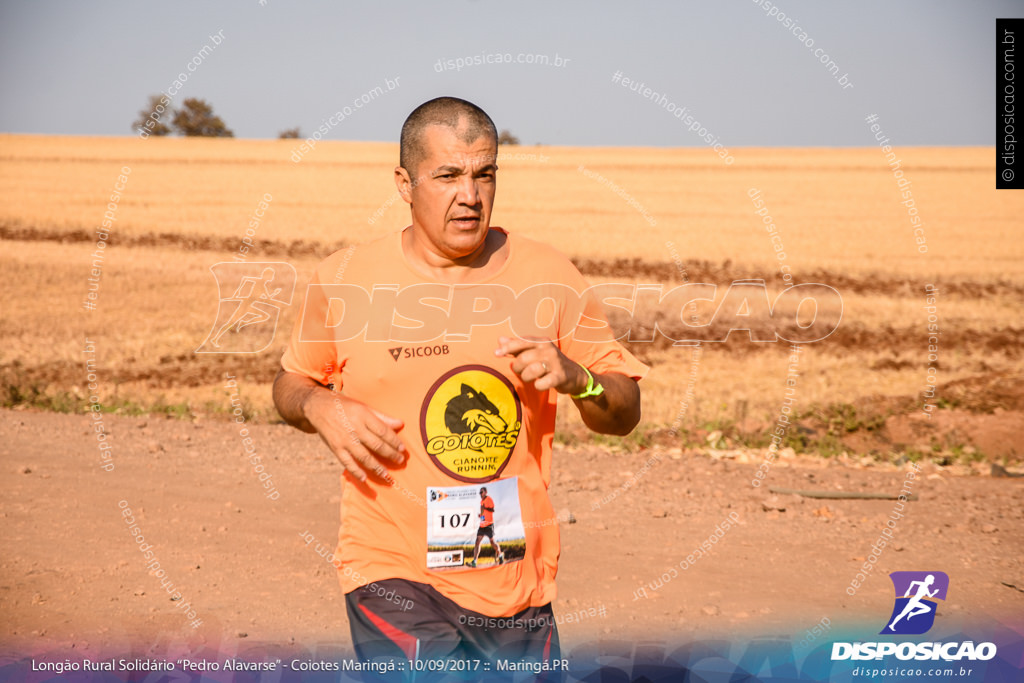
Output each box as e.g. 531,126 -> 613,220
480,495 -> 495,527
281,227 -> 648,616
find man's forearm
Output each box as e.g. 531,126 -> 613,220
572,371 -> 641,436
272,369 -> 329,433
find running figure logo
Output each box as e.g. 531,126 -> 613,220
197,262 -> 296,353
880,571 -> 949,635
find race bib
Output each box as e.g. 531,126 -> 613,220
426,478 -> 526,571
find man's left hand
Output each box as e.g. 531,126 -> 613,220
495,336 -> 587,394
495,336 -> 641,436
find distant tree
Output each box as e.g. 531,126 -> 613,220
497,129 -> 520,145
172,98 -> 234,137
133,94 -> 172,136
278,127 -> 301,139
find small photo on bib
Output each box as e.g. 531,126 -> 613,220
426,477 -> 526,571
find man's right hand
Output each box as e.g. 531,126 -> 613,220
304,389 -> 406,483
272,369 -> 406,483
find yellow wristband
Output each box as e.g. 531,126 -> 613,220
571,366 -> 604,399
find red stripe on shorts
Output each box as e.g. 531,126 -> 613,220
358,603 -> 419,660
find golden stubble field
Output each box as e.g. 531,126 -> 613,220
1,134 -> 1022,460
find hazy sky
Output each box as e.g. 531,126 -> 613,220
0,1 -> 1015,146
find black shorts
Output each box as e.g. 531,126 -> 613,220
345,578 -> 562,682
476,524 -> 494,539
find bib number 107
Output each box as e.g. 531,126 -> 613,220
431,507 -> 475,537
439,513 -> 471,528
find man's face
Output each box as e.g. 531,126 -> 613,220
397,123 -> 497,260
480,489 -> 487,499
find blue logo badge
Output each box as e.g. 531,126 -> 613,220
880,571 -> 949,635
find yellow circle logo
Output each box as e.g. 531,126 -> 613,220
420,365 -> 522,483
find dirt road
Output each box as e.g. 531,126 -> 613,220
2,408 -> 1022,665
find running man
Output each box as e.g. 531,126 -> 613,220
470,487 -> 503,568
210,267 -> 287,348
888,574 -> 939,630
274,97 -> 647,673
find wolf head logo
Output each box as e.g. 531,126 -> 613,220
444,383 -> 508,438
421,366 -> 522,482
